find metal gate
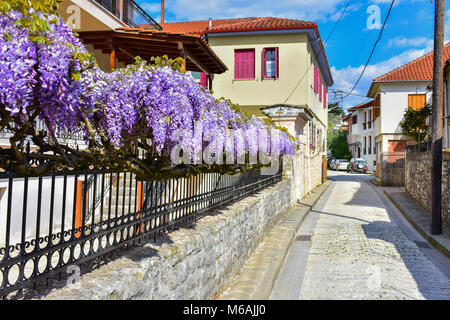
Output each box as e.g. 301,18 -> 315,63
379,152 -> 406,186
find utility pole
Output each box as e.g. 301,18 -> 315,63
431,0 -> 444,235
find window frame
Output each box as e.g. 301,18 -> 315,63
262,47 -> 279,79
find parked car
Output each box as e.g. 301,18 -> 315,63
333,159 -> 349,171
347,158 -> 368,173
327,157 -> 335,169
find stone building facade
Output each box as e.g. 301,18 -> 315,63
262,105 -> 326,202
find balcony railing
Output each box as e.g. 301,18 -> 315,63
93,0 -> 162,29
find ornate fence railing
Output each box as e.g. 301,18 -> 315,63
0,163 -> 282,299
93,0 -> 162,29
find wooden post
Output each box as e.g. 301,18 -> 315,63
161,0 -> 165,29
110,49 -> 116,73
119,0 -> 124,22
431,0 -> 445,235
74,179 -> 83,238
135,181 -> 143,235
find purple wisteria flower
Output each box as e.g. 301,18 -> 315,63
0,10 -> 295,168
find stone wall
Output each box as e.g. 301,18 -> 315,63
43,178 -> 294,300
405,151 -> 450,230
309,152 -> 324,191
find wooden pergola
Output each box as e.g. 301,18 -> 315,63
77,28 -> 228,80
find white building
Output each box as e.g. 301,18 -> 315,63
347,100 -> 376,171
365,45 -> 450,182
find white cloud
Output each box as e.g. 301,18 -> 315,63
387,37 -> 432,48
140,2 -> 161,14
331,47 -> 431,109
153,0 -> 355,22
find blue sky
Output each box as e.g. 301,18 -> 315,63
135,0 -> 447,110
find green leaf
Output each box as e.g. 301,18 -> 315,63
164,116 -> 170,124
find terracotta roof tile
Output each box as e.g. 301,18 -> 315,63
348,100 -> 373,111
157,17 -> 317,35
374,43 -> 450,82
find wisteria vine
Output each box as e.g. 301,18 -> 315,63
0,3 -> 295,179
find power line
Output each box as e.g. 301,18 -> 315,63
342,0 -> 395,100
281,0 -> 352,105
330,88 -> 369,98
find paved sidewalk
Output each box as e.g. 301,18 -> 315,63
300,172 -> 450,300
382,187 -> 450,259
216,181 -> 330,300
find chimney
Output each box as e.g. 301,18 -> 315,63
209,18 -> 212,28
161,0 -> 165,29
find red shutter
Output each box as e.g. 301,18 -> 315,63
323,85 -> 327,108
319,77 -> 322,102
235,49 -> 255,79
248,50 -> 255,79
249,49 -> 255,78
275,47 -> 279,78
200,72 -> 207,87
235,50 -> 241,79
314,65 -> 318,93
262,48 -> 267,78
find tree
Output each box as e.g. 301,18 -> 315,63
328,102 -> 344,117
327,129 -> 351,159
399,105 -> 432,144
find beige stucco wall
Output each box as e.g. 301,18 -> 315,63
57,0 -> 128,73
85,44 -> 126,73
208,33 -> 328,126
58,0 -> 124,31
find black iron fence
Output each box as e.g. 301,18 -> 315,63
0,164 -> 282,299
405,141 -> 432,153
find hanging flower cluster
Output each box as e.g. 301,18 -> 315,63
0,7 -> 295,178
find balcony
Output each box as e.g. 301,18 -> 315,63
93,0 -> 161,29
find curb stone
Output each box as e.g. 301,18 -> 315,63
216,181 -> 330,300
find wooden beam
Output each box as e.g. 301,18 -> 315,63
178,42 -> 210,75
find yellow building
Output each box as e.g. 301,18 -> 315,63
166,17 -> 334,199
165,18 -> 333,125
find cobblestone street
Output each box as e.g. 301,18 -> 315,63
273,171 -> 450,300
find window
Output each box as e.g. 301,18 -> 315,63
352,115 -> 357,124
262,48 -> 278,79
363,112 -> 367,130
234,49 -> 255,79
190,71 -> 201,82
364,136 -> 367,154
408,94 -> 426,110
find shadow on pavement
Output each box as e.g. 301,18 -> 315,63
362,220 -> 450,300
